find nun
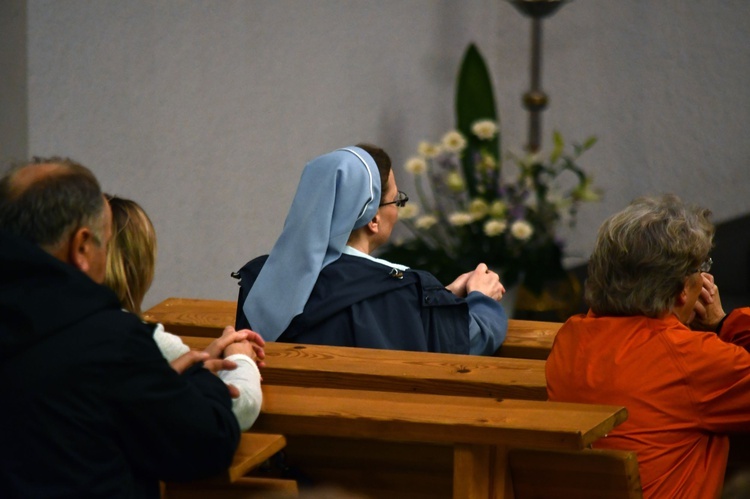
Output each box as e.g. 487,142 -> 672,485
234,144 -> 508,355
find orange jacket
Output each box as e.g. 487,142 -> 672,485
547,308 -> 750,499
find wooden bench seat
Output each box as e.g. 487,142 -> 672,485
144,297 -> 562,359
252,385 -> 627,498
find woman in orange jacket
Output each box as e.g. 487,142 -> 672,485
547,193 -> 750,499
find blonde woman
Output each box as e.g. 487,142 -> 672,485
105,195 -> 263,430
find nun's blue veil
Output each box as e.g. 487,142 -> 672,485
243,146 -> 382,341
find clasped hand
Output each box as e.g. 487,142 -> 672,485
170,325 -> 266,398
446,263 -> 506,301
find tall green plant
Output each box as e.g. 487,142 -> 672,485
376,43 -> 601,296
455,44 -> 501,197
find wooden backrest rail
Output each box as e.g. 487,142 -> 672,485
181,337 -> 548,401
144,297 -> 562,359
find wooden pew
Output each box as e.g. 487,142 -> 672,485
143,297 -> 562,359
145,299 -> 640,497
251,385 -> 628,499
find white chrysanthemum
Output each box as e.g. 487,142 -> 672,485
398,203 -> 419,219
448,212 -> 474,226
415,215 -> 438,230
510,220 -> 534,241
417,141 -> 441,158
471,120 -> 498,140
445,172 -> 465,192
441,131 -> 467,153
483,219 -> 507,237
469,198 -> 489,220
404,157 -> 427,175
489,200 -> 507,218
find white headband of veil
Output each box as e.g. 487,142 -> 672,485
243,146 -> 381,341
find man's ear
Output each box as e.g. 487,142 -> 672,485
67,227 -> 95,274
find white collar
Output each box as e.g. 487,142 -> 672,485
343,245 -> 410,271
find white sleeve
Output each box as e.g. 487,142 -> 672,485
219,354 -> 263,431
152,323 -> 190,362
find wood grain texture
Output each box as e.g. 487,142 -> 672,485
180,338 -> 548,401
254,385 -> 626,451
225,433 -> 287,482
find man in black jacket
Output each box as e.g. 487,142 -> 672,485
0,158 -> 242,498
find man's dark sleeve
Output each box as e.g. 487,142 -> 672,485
107,315 -> 240,482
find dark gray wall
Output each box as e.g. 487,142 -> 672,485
0,0 -> 27,164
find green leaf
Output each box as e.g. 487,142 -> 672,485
455,43 -> 500,197
550,130 -> 564,163
582,136 -> 598,150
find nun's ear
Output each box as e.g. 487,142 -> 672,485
367,213 -> 381,234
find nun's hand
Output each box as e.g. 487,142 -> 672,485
466,263 -> 505,302
446,271 -> 472,297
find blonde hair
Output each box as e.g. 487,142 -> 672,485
104,195 -> 157,316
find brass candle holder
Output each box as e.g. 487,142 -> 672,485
507,0 -> 570,152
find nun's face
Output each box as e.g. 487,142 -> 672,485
376,170 -> 399,245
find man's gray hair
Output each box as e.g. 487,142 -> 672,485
585,193 -> 714,317
0,157 -> 105,249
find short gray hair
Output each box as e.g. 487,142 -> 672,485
585,194 -> 713,317
0,157 -> 105,250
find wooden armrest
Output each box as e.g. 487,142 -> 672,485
225,433 -> 287,482
162,433 -> 289,498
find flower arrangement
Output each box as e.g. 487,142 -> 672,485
376,44 -> 601,296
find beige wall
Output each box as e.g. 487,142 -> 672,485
19,0 -> 750,310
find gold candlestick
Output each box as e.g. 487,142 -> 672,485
507,0 -> 569,152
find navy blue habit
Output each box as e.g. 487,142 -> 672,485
235,253 -> 470,354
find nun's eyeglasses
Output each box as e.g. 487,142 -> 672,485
380,191 -> 409,208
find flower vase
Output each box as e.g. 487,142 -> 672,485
513,271 -> 582,322
500,282 -> 520,319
